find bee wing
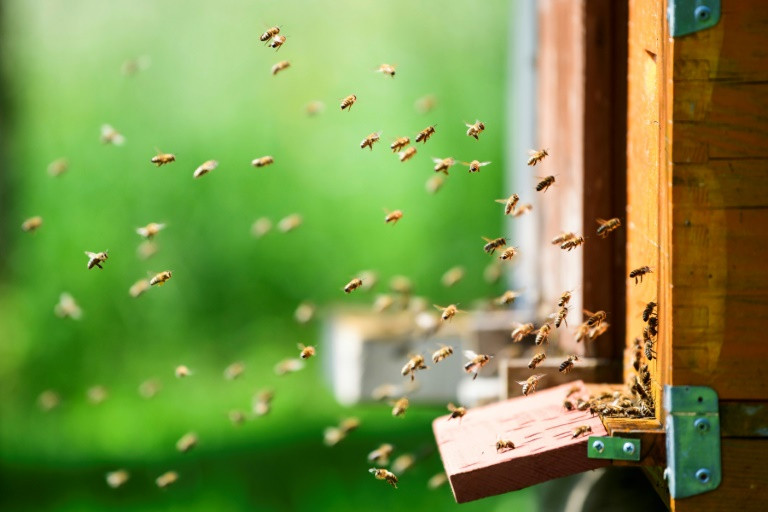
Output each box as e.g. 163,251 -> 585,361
297,343 -> 306,350
515,380 -> 529,385
528,149 -> 540,156
479,161 -> 492,167
463,350 -> 478,360
84,251 -> 98,258
460,161 -> 472,166
494,199 -> 508,204
481,236 -> 494,242
595,218 -> 608,225
432,157 -> 445,164
447,402 -> 456,412
583,308 -> 596,317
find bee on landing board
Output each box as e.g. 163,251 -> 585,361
463,350 -> 493,380
376,63 -> 396,77
434,304 -> 460,322
398,147 -> 417,162
85,251 -> 109,270
498,246 -> 519,261
596,217 -> 621,238
559,355 -> 579,373
527,148 -> 549,166
517,374 -> 545,396
511,322 -> 535,343
465,120 -> 485,140
298,343 -> 316,359
528,352 -> 546,369
482,236 -> 506,254
447,402 -> 467,421
415,125 -> 436,143
535,323 -> 552,346
340,94 -> 357,111
260,26 -> 280,43
572,425 -> 592,438
629,266 -> 653,284
462,160 -> 491,173
563,399 -> 575,411
512,203 -> 533,217
269,34 -> 286,50
390,137 -> 410,152
150,271 -> 172,286
432,157 -> 456,175
193,160 -> 218,179
391,397 -> 409,417
401,355 -> 428,381
136,222 -> 165,239
369,468 -> 398,488
561,236 -> 585,251
432,345 -> 454,363
536,175 -> 555,192
252,156 -> 274,168
384,209 -> 403,224
271,60 -> 290,75
496,437 -> 516,453
495,194 -> 520,215
151,150 -> 176,166
360,131 -> 382,150
344,278 -> 363,293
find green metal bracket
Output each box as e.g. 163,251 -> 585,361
587,436 -> 641,462
663,385 -> 722,499
668,0 -> 721,37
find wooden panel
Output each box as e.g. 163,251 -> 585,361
501,358 -> 619,399
602,417 -> 666,466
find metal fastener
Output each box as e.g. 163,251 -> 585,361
694,418 -> 711,433
592,440 -> 605,453
695,468 -> 712,483
694,6 -> 711,21
622,442 -> 636,455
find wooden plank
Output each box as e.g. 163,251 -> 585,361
501,358 -> 620,399
433,381 -> 610,503
720,401 -> 768,438
602,417 -> 666,466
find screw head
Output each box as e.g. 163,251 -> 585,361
694,418 -> 711,433
622,442 -> 636,455
592,440 -> 605,453
694,6 -> 712,22
695,468 -> 712,484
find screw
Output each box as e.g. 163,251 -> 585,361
592,440 -> 605,454
695,468 -> 712,483
623,442 -> 636,455
694,418 -> 710,433
694,6 -> 711,22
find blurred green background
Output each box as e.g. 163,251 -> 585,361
0,0 -> 533,510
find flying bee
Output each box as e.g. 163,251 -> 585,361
150,271 -> 172,286
427,472 -> 448,490
401,355 -> 428,381
462,159 -> 491,173
298,343 -> 316,359
482,236 -> 506,254
629,266 -> 653,284
86,385 -> 108,404
129,279 -> 150,298
398,147 -> 417,162
465,120 -> 485,140
496,437 -> 516,453
390,136 -> 410,152
572,425 -> 592,438
176,432 -> 198,453
136,222 -> 165,239
339,417 -> 360,434
596,217 -> 621,238
441,266 -> 465,287
575,321 -> 591,342
175,365 -> 191,378
367,444 -> 394,466
223,361 -> 245,380
251,217 -> 272,238
391,397 -> 409,417
511,322 -> 535,343
260,26 -> 280,42
553,306 -> 569,328
344,278 -> 363,294
432,345 -> 454,364
588,322 -> 610,342
47,158 -> 69,177
536,175 -> 556,192
495,194 -> 520,215
271,60 -> 290,75
415,124 -> 436,143
517,374 -> 545,396
274,358 -> 304,375
432,157 -> 456,175
373,294 -> 395,313
447,402 -> 467,421
155,471 -> 179,489
269,34 -> 286,50
585,310 -> 606,327
384,209 -> 403,224
560,236 -> 585,251
463,350 -> 493,380
305,100 -> 325,116
340,94 -> 357,111
528,352 -> 546,369
527,148 -> 549,166
229,410 -> 246,425
100,124 -> 125,145
559,355 -> 579,373
512,203 -> 533,217
294,301 -> 315,324
376,63 -> 396,77
106,469 -> 130,489
252,389 -> 274,416
360,131 -> 382,150
434,304 -> 460,322
551,232 -> 576,245
535,323 -> 552,346
85,251 -> 109,270
21,216 -> 42,233
277,213 -> 302,233
558,291 -> 572,308
414,94 -> 437,114
252,155 -> 274,168
499,246 -> 519,261
484,261 -> 502,283
642,301 -> 657,322
38,390 -> 60,411
193,159 -> 218,179
496,290 -> 522,306
369,468 -> 398,489
151,150 -> 175,166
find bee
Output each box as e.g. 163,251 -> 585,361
536,175 -> 555,192
193,159 -> 218,179
512,203 -> 533,217
85,251 -> 109,270
588,321 -> 610,342
47,158 -> 69,177
344,278 -> 363,294
435,304 -> 460,322
100,124 -> 125,145
576,399 -> 590,411
367,444 -> 394,466
528,352 -> 546,369
482,236 -> 507,254
495,194 -> 520,215
441,266 -> 465,287
251,217 -> 272,238
376,63 -> 396,77
271,60 -> 290,75
484,261 -> 502,283
462,160 -> 491,173
373,294 -> 395,313
561,236 -> 585,251
551,232 -> 576,245
129,279 -> 150,298
369,468 -> 398,489
175,365 -> 191,378
414,94 -> 437,114
511,322 -> 535,343
648,315 -> 658,336
572,425 -> 592,438
37,390 -> 60,411
371,384 -> 400,401
496,437 -> 516,453
136,222 -> 165,239
269,34 -> 286,50
21,216 -> 43,232
260,26 -> 280,42
294,302 -> 315,324
596,217 -> 621,238
432,345 -> 454,364
305,100 -> 325,116
496,290 -> 522,306
121,55 -> 151,76
384,209 -> 403,224
398,147 -> 417,162
223,361 -> 245,380
340,94 -> 357,111
391,397 -> 409,417
341,417 -> 361,434
447,402 -> 467,421
427,472 -> 448,490
401,354 -> 428,381
274,358 -> 304,375
391,454 -> 415,475
465,120 -> 485,140
432,157 -> 456,175
252,389 -> 274,416
642,301 -> 657,322
585,310 -> 606,327
106,469 -> 130,489
297,343 -> 316,359
86,385 -> 108,404
563,399 -> 575,411
229,409 -> 246,425
389,275 -> 412,295
527,148 -> 549,166
631,337 -> 643,371
155,471 -> 179,489
499,246 -> 519,261
150,271 -> 172,286
535,323 -> 551,345
516,374 -> 545,396
559,355 -> 579,373
357,130 -> 382,150
252,156 -> 274,168
138,378 -> 161,399
176,432 -> 198,453
629,266 -> 653,284
277,213 -> 302,232
390,137 -> 410,152
463,350 -> 493,380
151,150 -> 176,166
415,124 -> 436,143
558,291 -> 572,308
575,321 -> 591,342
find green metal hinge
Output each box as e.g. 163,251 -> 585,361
587,436 -> 641,461
663,385 -> 722,499
668,0 -> 721,37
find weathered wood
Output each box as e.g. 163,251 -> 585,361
720,401 -> 768,438
433,381 -> 610,503
602,417 -> 666,466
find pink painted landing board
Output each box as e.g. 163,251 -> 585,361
432,380 -> 610,503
